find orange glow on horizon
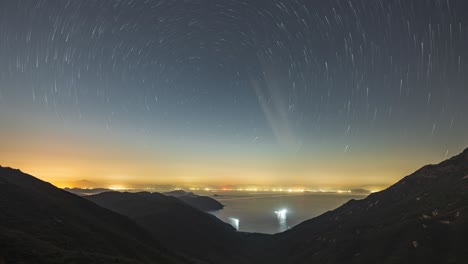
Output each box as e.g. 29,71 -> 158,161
0,120 -> 452,191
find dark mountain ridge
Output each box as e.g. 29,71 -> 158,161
65,188 -> 224,211
263,148 -> 468,263
0,166 -> 187,264
87,191 -> 248,264
164,190 -> 224,211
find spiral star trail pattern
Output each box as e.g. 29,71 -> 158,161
0,0 -> 467,189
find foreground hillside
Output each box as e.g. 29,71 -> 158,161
87,191 -> 248,264
266,148 -> 468,264
0,166 -> 188,264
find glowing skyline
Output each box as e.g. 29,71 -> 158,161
1,1 -> 468,189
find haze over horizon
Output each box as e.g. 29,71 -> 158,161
1,0 -> 468,189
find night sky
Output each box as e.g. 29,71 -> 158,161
1,0 -> 468,189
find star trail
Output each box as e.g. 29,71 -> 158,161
1,0 -> 467,189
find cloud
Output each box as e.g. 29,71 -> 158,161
250,55 -> 300,152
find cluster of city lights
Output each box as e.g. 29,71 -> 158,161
188,187 -> 355,193
104,185 -> 379,194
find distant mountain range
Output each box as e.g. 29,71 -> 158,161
64,187 -> 113,196
64,179 -> 102,189
1,148 -> 468,263
0,167 -> 188,264
65,188 -> 224,212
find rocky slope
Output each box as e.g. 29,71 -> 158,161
0,166 -> 189,264
266,148 -> 468,264
87,191 -> 247,264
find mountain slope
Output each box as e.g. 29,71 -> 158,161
164,190 -> 224,211
87,191 -> 249,264
268,148 -> 468,264
0,166 -> 188,264
64,188 -> 224,211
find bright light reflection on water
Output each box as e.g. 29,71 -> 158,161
209,192 -> 366,234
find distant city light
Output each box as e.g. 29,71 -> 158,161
183,187 -> 356,193
108,185 -> 127,191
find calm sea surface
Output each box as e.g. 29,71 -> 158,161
204,192 -> 366,234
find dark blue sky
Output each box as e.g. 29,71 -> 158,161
1,0 -> 468,188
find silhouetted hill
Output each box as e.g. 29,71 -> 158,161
264,148 -> 468,264
0,166 -> 188,264
87,191 -> 250,264
64,187 -> 112,196
164,190 -> 224,211
349,188 -> 372,195
164,190 -> 197,197
67,179 -> 100,188
64,188 -> 224,211
179,195 -> 224,211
